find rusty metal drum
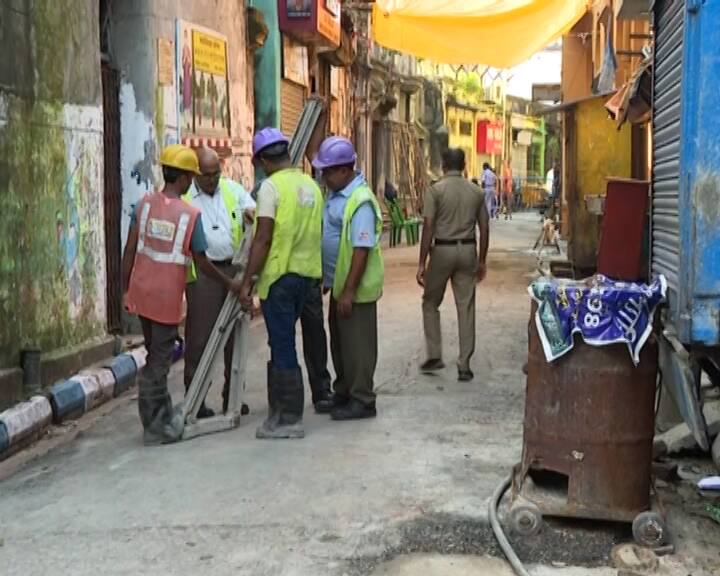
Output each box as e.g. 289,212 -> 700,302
516,303 -> 659,524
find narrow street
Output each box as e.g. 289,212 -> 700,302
1,215 -> 542,576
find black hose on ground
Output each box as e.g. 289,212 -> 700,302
489,472 -> 531,576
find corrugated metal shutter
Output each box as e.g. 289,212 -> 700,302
652,0 -> 685,295
281,79 -> 306,139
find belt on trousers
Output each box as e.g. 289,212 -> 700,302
210,259 -> 234,266
434,238 -> 476,246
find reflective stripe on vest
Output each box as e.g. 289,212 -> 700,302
255,169 -> 323,300
332,184 -> 384,303
136,201 -> 192,266
124,192 -> 199,325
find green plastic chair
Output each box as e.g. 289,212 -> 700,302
387,198 -> 421,247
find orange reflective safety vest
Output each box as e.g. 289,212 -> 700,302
124,191 -> 200,325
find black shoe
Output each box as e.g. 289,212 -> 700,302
331,399 -> 377,421
317,393 -> 350,414
458,369 -> 474,382
313,390 -> 335,414
241,403 -> 250,416
197,404 -> 215,419
420,359 -> 445,373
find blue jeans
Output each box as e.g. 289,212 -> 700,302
261,274 -> 312,370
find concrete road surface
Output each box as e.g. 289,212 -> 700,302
1,213 -> 717,576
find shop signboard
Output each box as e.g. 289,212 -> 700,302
279,0 -> 341,48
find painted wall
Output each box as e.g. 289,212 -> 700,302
109,0 -> 255,246
0,1 -> 106,369
251,0 -> 282,132
570,97 -> 632,268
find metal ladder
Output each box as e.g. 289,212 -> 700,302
180,97 -> 325,441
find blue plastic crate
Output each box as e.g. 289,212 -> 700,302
107,354 -> 138,396
0,421 -> 9,455
49,380 -> 86,423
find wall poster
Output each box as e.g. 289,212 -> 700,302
177,20 -> 231,138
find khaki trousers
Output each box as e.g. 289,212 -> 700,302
422,244 -> 477,371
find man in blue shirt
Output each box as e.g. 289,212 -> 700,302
321,176 -> 377,288
313,136 -> 383,420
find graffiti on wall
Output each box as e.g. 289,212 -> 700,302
0,94 -> 106,367
120,83 -> 158,248
130,126 -> 157,191
61,104 -> 106,322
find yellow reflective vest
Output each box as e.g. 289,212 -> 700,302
255,168 -> 323,300
332,184 -> 384,303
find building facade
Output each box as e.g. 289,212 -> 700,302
559,0 -> 650,268
0,0 -> 256,408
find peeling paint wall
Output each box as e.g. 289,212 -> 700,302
569,97 -> 632,269
109,0 -> 255,243
0,1 -> 106,369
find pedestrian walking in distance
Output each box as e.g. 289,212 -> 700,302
482,162 -> 499,220
239,128 -> 323,439
122,145 -> 243,445
182,147 -> 255,418
417,148 -> 490,381
313,137 -> 385,420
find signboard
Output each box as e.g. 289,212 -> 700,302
477,120 -> 503,156
193,31 -> 227,76
157,38 -> 174,86
317,3 -> 340,46
178,21 -> 230,139
283,36 -> 309,87
279,0 -> 340,48
287,0 -> 311,18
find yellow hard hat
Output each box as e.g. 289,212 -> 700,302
159,144 -> 201,175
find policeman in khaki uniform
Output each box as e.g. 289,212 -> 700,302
417,148 -> 489,382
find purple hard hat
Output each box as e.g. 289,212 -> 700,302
253,128 -> 290,158
312,136 -> 357,170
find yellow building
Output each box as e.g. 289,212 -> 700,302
446,101 -> 478,176
557,0 -> 650,269
419,63 -> 506,178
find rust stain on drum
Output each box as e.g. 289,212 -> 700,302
520,303 -> 658,522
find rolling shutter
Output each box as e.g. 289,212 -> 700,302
652,0 -> 685,296
281,79 -> 306,139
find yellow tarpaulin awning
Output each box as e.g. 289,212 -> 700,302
372,0 -> 589,67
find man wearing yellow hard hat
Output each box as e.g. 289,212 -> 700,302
122,144 -> 243,445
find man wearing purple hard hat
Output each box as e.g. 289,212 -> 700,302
253,127 -> 336,416
312,136 -> 384,421
239,127 -> 324,439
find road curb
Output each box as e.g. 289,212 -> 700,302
0,396 -> 53,460
0,345 -> 155,462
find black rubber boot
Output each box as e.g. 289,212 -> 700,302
256,366 -> 305,439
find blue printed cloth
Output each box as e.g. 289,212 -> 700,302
528,274 -> 667,365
